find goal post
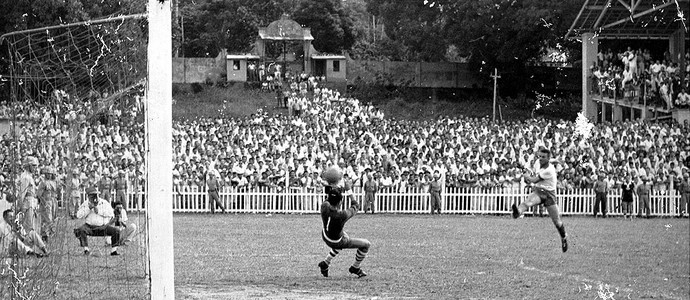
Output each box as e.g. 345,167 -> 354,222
1,2 -> 174,298
146,0 -> 175,299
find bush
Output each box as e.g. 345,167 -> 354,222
191,83 -> 204,94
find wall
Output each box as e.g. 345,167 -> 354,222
347,60 -> 484,88
325,59 -> 346,82
226,59 -> 247,82
172,50 -> 227,84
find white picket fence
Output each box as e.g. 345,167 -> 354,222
114,186 -> 685,217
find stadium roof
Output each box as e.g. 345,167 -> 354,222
565,0 -> 689,40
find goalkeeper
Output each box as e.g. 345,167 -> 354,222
318,167 -> 371,278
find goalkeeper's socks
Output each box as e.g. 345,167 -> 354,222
324,248 -> 339,264
352,248 -> 368,268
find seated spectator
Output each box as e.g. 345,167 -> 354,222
0,209 -> 50,258
73,187 -> 121,256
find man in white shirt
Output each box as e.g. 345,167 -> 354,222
0,209 -> 49,258
511,148 -> 568,253
74,187 -> 121,256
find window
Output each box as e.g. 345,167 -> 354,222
233,60 -> 241,71
333,60 -> 340,72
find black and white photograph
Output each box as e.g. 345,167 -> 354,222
0,0 -> 688,299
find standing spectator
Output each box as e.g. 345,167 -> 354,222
206,170 -> 225,214
593,172 -> 609,218
363,172 -> 378,214
98,171 -> 113,203
18,156 -> 40,233
36,166 -> 59,242
275,89 -> 283,108
113,170 -> 128,208
636,176 -> 652,218
341,173 -> 355,203
678,173 -> 689,218
66,169 -> 82,219
429,172 -> 442,214
620,175 -> 635,219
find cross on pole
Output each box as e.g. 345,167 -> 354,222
491,68 -> 501,122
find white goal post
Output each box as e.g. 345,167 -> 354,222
147,0 -> 175,299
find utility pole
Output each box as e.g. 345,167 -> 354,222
491,68 -> 500,122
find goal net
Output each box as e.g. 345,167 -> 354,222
1,12 -> 151,299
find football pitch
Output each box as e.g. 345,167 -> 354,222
173,213 -> 690,300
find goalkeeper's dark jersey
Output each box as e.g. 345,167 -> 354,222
320,187 -> 359,243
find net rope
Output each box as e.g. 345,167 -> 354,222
1,13 -> 150,299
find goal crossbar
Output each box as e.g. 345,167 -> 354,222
0,13 -> 147,43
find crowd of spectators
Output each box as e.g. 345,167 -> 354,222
1,81 -> 689,199
171,87 -> 690,194
0,92 -> 146,197
590,48 -> 690,109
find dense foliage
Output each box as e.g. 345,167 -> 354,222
0,0 -> 585,98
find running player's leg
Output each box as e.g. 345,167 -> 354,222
545,203 -> 567,252
512,192 -> 541,218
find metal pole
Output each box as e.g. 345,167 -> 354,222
491,68 -> 500,122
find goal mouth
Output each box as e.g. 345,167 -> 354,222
1,12 -> 153,299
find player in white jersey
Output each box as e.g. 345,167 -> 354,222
511,148 -> 568,252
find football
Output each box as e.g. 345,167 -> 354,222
322,167 -> 343,185
4,193 -> 16,203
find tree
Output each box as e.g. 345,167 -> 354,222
291,0 -> 357,54
369,0 -> 582,94
0,0 -> 88,35
180,0 -> 283,57
371,1 -> 450,62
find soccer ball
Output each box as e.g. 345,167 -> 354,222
4,193 -> 16,203
322,167 -> 343,185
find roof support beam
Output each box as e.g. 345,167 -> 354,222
601,0 -> 676,30
630,0 -> 641,13
565,0 -> 590,40
594,0 -> 615,29
617,0 -> 631,12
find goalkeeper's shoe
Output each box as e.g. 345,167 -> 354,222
318,261 -> 329,277
511,204 -> 520,219
561,237 -> 568,253
349,266 -> 367,278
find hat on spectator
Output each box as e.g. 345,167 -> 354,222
23,156 -> 39,166
42,166 -> 56,175
85,187 -> 98,195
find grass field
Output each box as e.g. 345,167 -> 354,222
171,84 -> 539,122
173,214 -> 689,300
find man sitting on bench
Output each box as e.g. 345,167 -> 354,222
74,187 -> 121,256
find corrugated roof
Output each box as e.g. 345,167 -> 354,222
566,0 -> 689,40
